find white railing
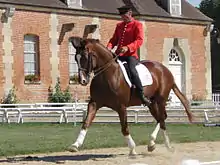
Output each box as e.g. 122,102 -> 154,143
212,93 -> 220,108
1,93 -> 220,125
0,103 -> 87,126
0,103 -> 219,124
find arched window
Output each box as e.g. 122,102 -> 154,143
24,34 -> 40,82
169,49 -> 181,63
69,39 -> 78,84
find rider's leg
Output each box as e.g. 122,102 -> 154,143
126,56 -> 151,106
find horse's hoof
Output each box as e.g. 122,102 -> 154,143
147,144 -> 156,152
167,146 -> 175,153
129,150 -> 137,157
67,144 -> 78,152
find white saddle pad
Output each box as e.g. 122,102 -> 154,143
117,59 -> 153,87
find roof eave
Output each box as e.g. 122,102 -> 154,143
134,14 -> 213,25
0,2 -> 212,25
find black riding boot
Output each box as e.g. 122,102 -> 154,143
132,72 -> 152,106
138,90 -> 152,106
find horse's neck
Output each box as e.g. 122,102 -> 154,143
95,60 -> 124,91
96,58 -> 120,77
94,45 -> 125,87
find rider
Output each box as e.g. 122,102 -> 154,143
106,5 -> 151,106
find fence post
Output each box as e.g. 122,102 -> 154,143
204,110 -> 210,123
17,108 -> 23,123
134,110 -> 139,123
63,109 -> 68,123
73,106 -> 77,127
2,109 -> 5,123
59,112 -> 63,123
82,109 -> 87,121
4,109 -> 10,123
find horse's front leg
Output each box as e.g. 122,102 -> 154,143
118,106 -> 137,156
68,100 -> 99,152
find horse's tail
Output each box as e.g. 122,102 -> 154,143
172,83 -> 193,123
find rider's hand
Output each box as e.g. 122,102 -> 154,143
107,47 -> 112,51
119,46 -> 128,53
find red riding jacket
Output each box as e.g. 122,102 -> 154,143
107,18 -> 144,59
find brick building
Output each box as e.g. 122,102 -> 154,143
0,0 -> 212,103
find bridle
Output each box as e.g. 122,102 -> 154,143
93,52 -> 120,77
76,52 -> 93,79
76,50 -> 120,78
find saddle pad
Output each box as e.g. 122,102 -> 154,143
117,59 -> 153,88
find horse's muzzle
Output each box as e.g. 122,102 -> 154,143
79,71 -> 89,86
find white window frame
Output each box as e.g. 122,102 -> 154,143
169,0 -> 182,16
24,34 -> 39,76
67,0 -> 82,8
69,40 -> 78,81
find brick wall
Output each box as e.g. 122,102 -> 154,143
57,15 -> 92,102
0,9 -> 208,103
146,22 -> 206,98
12,10 -> 51,102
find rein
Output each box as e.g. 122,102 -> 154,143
93,53 -> 120,78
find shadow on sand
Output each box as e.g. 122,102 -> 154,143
0,154 -> 117,164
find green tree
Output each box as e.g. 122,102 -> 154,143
48,78 -> 73,103
199,0 -> 220,90
199,0 -> 220,28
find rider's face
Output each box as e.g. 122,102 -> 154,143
120,11 -> 132,22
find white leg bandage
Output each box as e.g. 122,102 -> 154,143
149,123 -> 160,146
73,129 -> 87,148
125,135 -> 136,149
151,123 -> 160,140
162,130 -> 171,148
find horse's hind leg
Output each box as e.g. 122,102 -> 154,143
157,100 -> 173,151
147,102 -> 160,152
68,99 -> 100,152
117,105 -> 137,156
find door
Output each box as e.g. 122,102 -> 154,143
168,49 -> 183,106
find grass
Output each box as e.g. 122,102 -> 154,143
0,123 -> 220,156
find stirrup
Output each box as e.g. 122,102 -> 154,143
141,96 -> 152,106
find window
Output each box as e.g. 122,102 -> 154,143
67,0 -> 82,8
169,0 -> 181,16
69,39 -> 78,84
169,49 -> 182,64
24,34 -> 40,82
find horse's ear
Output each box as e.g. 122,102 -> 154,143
70,37 -> 85,48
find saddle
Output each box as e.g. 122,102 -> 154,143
117,59 -> 153,88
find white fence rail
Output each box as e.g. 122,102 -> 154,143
0,93 -> 220,125
212,93 -> 220,108
0,103 -> 219,125
0,103 -> 87,126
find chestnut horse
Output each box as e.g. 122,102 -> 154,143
67,37 -> 193,155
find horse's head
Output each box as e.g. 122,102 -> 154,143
70,37 -> 101,86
